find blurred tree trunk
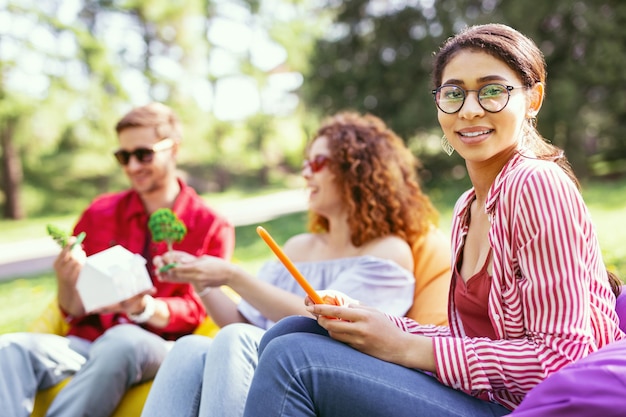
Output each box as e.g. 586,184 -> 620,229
0,117 -> 24,219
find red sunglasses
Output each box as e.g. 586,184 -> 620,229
114,138 -> 175,166
302,155 -> 330,173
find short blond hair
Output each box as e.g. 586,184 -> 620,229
115,102 -> 183,140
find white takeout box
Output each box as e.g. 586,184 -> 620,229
76,245 -> 154,313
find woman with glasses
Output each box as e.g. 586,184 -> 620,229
140,111 -> 451,417
240,24 -> 625,417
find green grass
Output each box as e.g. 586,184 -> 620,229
582,180 -> 626,278
230,212 -> 309,276
0,215 -> 78,244
0,274 -> 58,334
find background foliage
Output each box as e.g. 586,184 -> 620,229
302,0 -> 626,183
1,0 -> 625,220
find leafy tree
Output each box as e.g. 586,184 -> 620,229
6,0 -> 623,223
300,0 -> 626,182
0,1 -> 126,218
513,1 -> 626,179
0,93 -> 33,219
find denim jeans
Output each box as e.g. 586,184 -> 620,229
243,316 -> 511,417
0,324 -> 170,417
141,323 -> 265,417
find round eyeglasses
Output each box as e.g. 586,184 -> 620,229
432,83 -> 524,114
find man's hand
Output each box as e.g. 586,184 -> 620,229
53,236 -> 87,286
91,290 -> 156,316
53,236 -> 88,316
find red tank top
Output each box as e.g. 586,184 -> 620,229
454,251 -> 497,339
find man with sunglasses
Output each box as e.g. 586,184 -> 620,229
0,102 -> 235,417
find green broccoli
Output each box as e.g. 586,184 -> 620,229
46,224 -> 86,249
148,208 -> 187,272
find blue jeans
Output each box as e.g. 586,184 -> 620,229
141,323 -> 265,417
243,316 -> 511,417
0,324 -> 170,417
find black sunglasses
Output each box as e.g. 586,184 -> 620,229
114,138 -> 175,165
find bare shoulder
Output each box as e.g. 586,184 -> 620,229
282,233 -> 320,261
361,235 -> 414,273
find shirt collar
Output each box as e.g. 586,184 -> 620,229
171,178 -> 192,213
123,178 -> 188,222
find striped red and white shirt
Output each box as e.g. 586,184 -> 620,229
388,152 -> 625,410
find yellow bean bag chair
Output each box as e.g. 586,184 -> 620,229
28,302 -> 221,417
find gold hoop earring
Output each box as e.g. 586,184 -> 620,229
441,135 -> 454,156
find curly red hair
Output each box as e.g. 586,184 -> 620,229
307,112 -> 438,248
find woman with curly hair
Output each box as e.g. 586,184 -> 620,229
140,111 -> 451,417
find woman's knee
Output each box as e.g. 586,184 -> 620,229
214,324 -> 263,348
259,316 -> 327,355
207,324 -> 265,366
171,334 -> 213,353
255,334 -> 300,382
260,332 -> 328,372
163,334 -> 213,367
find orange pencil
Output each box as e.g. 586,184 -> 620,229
256,226 -> 325,304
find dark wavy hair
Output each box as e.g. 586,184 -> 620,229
307,112 -> 439,249
432,23 -> 579,188
115,102 -> 183,141
433,24 -> 621,296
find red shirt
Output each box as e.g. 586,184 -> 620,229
65,179 -> 235,341
453,251 -> 496,340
